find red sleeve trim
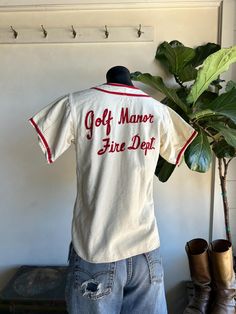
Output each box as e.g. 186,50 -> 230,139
29,118 -> 53,164
176,130 -> 198,166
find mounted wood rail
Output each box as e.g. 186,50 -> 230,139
0,25 -> 154,44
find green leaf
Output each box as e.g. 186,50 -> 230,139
161,96 -> 181,113
184,129 -> 212,172
191,43 -> 221,67
155,41 -> 195,77
169,41 -> 197,82
189,108 -> 215,121
207,88 -> 236,123
225,80 -> 236,92
155,155 -> 176,182
193,91 -> 218,110
178,64 -> 197,82
131,72 -> 189,113
227,119 -> 236,129
190,88 -> 236,124
212,140 -> 236,158
187,46 -> 236,104
207,122 -> 236,147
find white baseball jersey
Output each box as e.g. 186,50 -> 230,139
29,83 -> 197,263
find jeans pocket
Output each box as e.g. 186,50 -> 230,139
143,247 -> 164,284
72,251 -> 116,300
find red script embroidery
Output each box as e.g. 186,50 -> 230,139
118,108 -> 154,124
84,108 -> 156,156
85,109 -> 113,140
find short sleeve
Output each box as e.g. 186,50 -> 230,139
29,94 -> 74,164
160,106 -> 197,166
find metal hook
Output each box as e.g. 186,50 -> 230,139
71,25 -> 77,38
10,26 -> 18,39
104,25 -> 109,39
41,25 -> 47,38
137,24 -> 144,38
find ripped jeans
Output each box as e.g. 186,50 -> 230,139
65,242 -> 168,314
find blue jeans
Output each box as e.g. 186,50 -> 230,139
65,242 -> 168,314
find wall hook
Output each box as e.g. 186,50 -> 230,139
137,24 -> 144,38
41,25 -> 47,38
104,25 -> 109,39
10,26 -> 18,39
71,25 -> 77,38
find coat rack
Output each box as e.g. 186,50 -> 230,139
0,25 -> 154,44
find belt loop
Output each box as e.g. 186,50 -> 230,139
67,241 -> 73,263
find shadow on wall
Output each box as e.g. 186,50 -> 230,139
166,281 -> 188,314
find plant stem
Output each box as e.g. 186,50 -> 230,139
174,75 -> 186,89
194,122 -> 216,141
218,157 -> 232,243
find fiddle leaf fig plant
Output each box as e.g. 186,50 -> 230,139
131,41 -> 236,243
187,47 -> 236,104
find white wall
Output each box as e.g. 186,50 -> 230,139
0,2 -> 220,313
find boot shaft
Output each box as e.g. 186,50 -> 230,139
209,239 -> 235,288
208,239 -> 236,313
184,238 -> 236,314
186,238 -> 211,285
184,238 -> 211,314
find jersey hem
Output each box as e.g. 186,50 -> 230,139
71,242 -> 160,263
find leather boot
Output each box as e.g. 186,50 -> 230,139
184,238 -> 211,314
209,239 -> 236,314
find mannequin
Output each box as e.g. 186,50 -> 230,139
106,65 -> 134,86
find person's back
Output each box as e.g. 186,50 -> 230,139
72,83 -> 161,262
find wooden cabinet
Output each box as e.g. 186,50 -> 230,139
0,266 -> 68,314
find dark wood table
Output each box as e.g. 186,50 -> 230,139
0,265 -> 68,314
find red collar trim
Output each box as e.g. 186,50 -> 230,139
105,83 -> 139,90
92,87 -> 150,97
